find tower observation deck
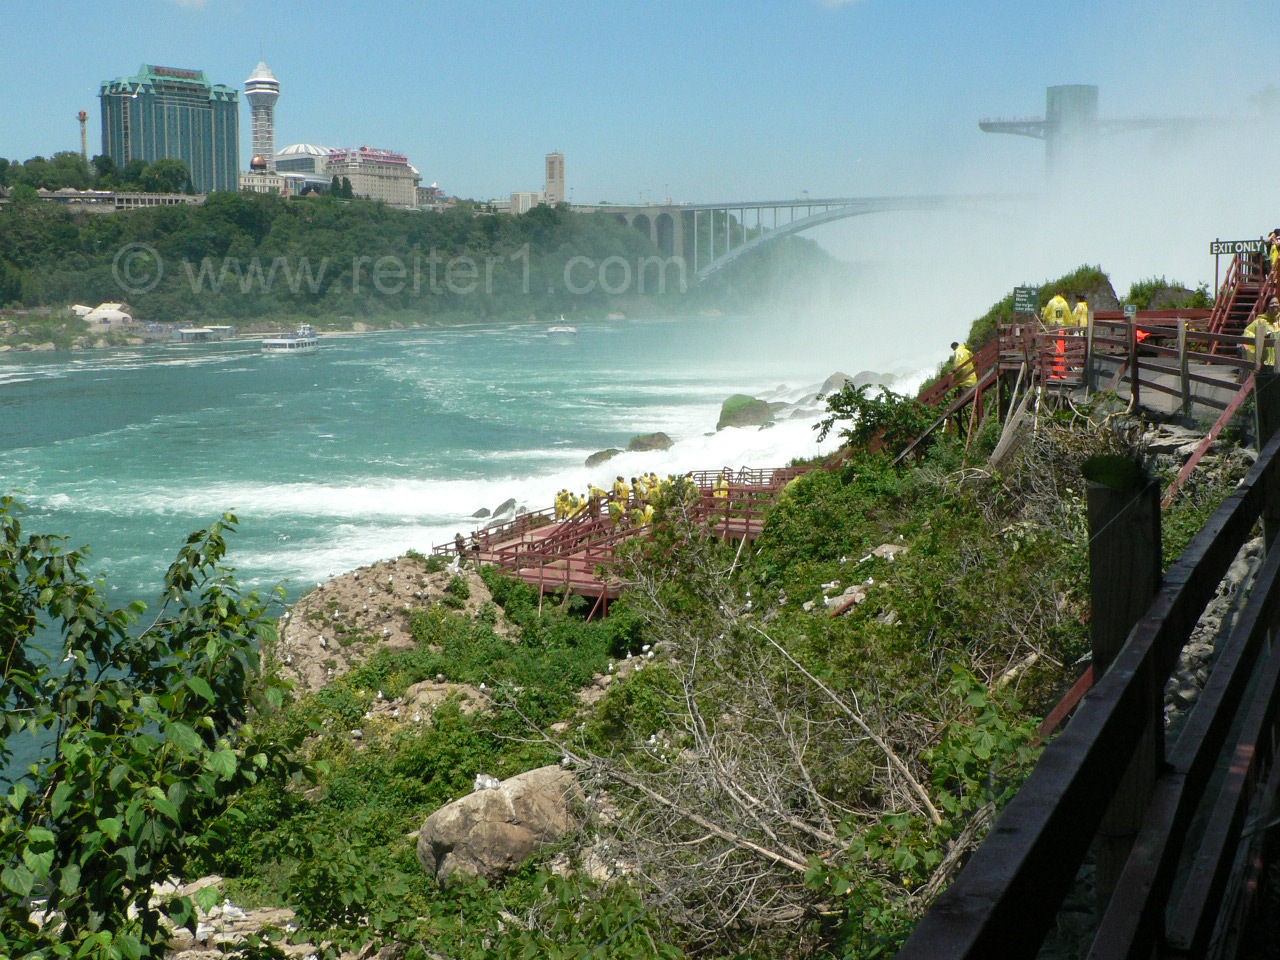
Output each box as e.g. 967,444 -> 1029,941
980,84 -> 1210,176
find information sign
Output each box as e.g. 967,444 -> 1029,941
1013,286 -> 1038,315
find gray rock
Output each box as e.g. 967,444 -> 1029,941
492,497 -> 518,518
852,369 -> 889,388
471,507 -> 491,518
585,448 -> 621,467
417,765 -> 583,882
717,394 -> 773,430
819,372 -> 853,396
626,432 -> 673,452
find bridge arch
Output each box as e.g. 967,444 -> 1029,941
570,196 -> 1011,283
694,195 -> 1001,280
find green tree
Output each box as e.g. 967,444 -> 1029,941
139,158 -> 192,195
92,154 -> 118,187
118,159 -> 149,190
0,501 -> 303,958
815,383 -> 936,456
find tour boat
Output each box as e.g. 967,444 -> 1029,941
262,323 -> 319,352
547,317 -> 578,336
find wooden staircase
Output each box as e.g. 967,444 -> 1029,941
1207,250 -> 1275,351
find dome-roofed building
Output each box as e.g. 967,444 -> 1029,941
275,143 -> 334,174
273,143 -> 335,197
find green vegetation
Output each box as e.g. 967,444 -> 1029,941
0,503 -> 302,959
0,189 -> 839,326
965,264 -> 1110,349
1125,276 -> 1212,310
0,152 -> 194,195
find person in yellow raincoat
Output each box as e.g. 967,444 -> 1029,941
1041,293 -> 1072,327
950,341 -> 977,389
1244,299 -> 1280,368
587,484 -> 607,518
713,468 -> 730,501
1072,296 -> 1090,329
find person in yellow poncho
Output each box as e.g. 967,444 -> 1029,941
1244,299 -> 1280,368
950,341 -> 977,389
1072,296 -> 1090,329
1041,293 -> 1072,328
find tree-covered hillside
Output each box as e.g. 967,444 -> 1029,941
0,192 -> 844,326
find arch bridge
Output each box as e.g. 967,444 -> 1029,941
571,194 -> 1010,281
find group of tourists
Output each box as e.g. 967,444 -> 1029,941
553,471 -> 691,529
1041,292 -> 1091,330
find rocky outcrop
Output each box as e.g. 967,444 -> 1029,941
586,448 -> 622,467
627,432 -> 673,452
274,555 -> 507,696
717,394 -> 774,430
417,765 -> 583,882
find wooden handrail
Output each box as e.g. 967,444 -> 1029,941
897,395 -> 1280,959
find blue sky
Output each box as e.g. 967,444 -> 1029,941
3,0 -> 1279,365
3,0 -> 1275,203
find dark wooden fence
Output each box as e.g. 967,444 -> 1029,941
896,372 -> 1280,959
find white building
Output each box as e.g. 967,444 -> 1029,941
509,191 -> 544,214
83,302 -> 133,325
240,169 -> 286,194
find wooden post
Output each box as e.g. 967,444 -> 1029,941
1178,317 -> 1190,418
1084,458 -> 1162,909
1085,313 -> 1095,396
1255,371 -> 1280,548
1128,320 -> 1141,411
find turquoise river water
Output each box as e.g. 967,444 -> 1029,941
0,314 -> 897,608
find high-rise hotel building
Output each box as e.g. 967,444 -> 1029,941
99,65 -> 239,194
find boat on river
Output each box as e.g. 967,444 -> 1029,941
262,323 -> 319,352
547,316 -> 578,337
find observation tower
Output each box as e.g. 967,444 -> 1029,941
244,61 -> 280,171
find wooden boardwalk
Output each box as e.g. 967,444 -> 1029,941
434,466 -> 808,616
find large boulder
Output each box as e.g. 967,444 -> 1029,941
585,448 -> 621,467
717,394 -> 773,430
819,372 -> 853,395
417,765 -> 583,882
627,432 -> 673,452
